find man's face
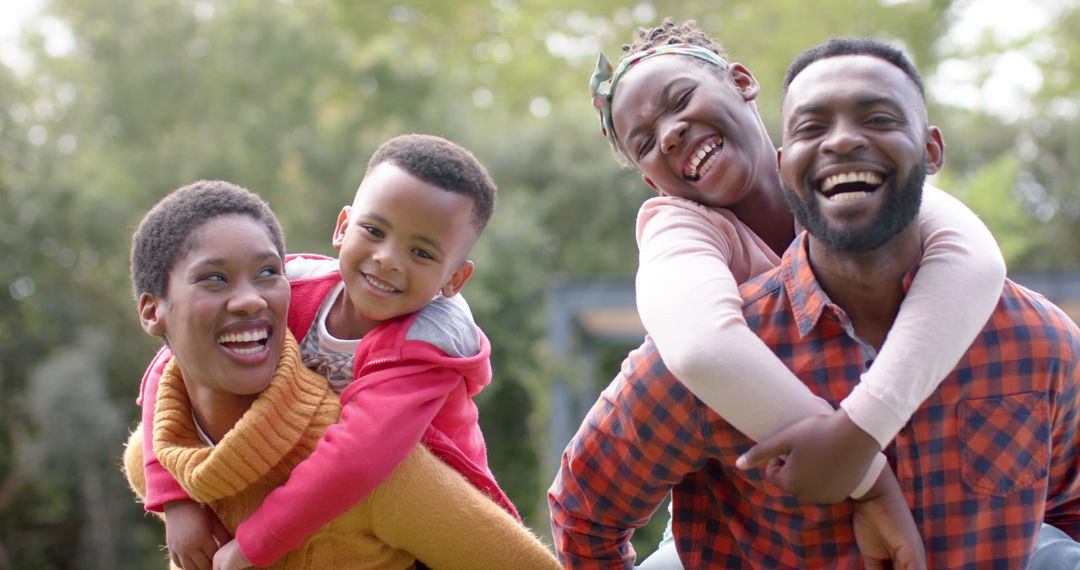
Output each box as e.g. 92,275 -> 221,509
610,56 -> 771,209
779,54 -> 943,253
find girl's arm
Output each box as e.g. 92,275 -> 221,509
234,356 -> 463,566
635,196 -> 886,499
372,445 -> 561,569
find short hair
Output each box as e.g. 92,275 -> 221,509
782,37 -> 925,101
622,18 -> 728,59
366,134 -> 496,232
130,180 -> 285,299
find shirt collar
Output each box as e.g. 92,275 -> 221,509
780,232 -> 920,339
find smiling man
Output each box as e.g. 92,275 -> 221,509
550,37 -> 1080,568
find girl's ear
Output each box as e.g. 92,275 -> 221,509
138,293 -> 166,338
331,205 -> 351,250
729,63 -> 760,101
642,175 -> 659,193
440,260 -> 475,298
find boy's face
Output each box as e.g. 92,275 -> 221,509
333,162 -> 477,332
138,214 -> 289,398
610,56 -> 771,209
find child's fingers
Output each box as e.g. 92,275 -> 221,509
735,434 -> 791,469
209,514 -> 232,548
179,550 -> 213,570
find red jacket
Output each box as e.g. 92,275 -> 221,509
137,254 -> 519,566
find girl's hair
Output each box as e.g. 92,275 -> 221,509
622,18 -> 728,59
130,179 -> 285,299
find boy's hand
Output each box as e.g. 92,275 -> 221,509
213,539 -> 253,570
852,468 -> 926,569
163,499 -> 231,570
735,410 -> 879,503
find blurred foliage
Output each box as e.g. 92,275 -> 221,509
0,0 -> 1077,567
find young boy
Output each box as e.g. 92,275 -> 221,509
136,134 -> 514,569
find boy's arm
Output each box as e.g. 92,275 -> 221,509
372,445 -> 560,569
138,347 -> 192,511
234,355 -> 461,567
841,185 -> 1006,448
636,197 -> 885,500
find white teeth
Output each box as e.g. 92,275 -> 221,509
827,191 -> 870,202
698,152 -> 719,178
821,171 -> 882,193
230,345 -> 265,355
365,274 -> 398,293
687,138 -> 721,178
217,329 -> 269,344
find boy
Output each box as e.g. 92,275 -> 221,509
136,134 -> 514,569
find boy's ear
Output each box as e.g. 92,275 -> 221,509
138,293 -> 166,338
440,260 -> 475,298
331,205 -> 351,250
729,64 -> 760,101
925,126 -> 945,175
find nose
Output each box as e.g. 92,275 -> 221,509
227,280 -> 268,315
371,242 -> 402,271
820,118 -> 866,156
658,116 -> 689,155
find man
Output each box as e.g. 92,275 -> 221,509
549,37 -> 1080,568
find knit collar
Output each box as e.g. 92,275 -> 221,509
153,331 -> 330,503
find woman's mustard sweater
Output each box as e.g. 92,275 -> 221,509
123,335 -> 559,569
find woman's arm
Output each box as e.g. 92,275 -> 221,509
372,445 -> 560,569
636,197 -> 885,499
840,185 -> 1006,447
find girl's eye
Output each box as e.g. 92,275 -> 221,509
637,135 -> 655,159
673,88 -> 694,110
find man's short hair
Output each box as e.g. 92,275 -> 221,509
782,37 -> 925,101
130,180 -> 285,299
367,134 -> 496,232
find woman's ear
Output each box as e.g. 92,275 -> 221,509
729,64 -> 760,101
138,293 -> 167,338
440,260 -> 475,298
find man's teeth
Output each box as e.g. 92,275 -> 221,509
827,191 -> 870,202
217,330 -> 269,344
365,274 -> 398,293
821,171 -> 881,193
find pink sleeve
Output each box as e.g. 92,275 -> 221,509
235,352 -> 460,567
840,185 -> 1006,447
635,197 -> 886,498
137,346 -> 191,513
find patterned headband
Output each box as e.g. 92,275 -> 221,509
590,43 -> 730,153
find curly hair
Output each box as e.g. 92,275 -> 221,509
366,134 -> 496,232
130,179 -> 285,299
622,18 -> 728,60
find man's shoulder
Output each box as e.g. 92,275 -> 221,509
737,265 -> 787,309
997,279 -> 1080,350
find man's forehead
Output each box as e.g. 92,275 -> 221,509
785,54 -> 922,110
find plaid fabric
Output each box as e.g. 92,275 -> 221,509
549,234 -> 1080,569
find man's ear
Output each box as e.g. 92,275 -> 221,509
138,293 -> 166,338
729,64 -> 760,102
440,260 -> 475,298
642,174 -> 659,193
331,205 -> 351,250
925,126 -> 945,175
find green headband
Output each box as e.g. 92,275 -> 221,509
590,43 -> 730,153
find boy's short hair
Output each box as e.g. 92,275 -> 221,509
366,134 -> 496,232
130,179 -> 285,299
782,37 -> 925,101
622,18 -> 728,60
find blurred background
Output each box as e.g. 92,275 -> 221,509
1,0 -> 1078,567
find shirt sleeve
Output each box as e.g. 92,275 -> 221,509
235,353 -> 461,566
1043,344 -> 1080,538
635,197 -> 885,498
548,342 -> 711,568
841,185 -> 1007,448
137,346 -> 191,512
371,445 -> 560,569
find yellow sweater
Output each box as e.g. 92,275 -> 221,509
122,335 -> 559,569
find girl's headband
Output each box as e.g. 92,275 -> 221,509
589,43 -> 730,153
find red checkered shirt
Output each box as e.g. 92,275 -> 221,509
549,234 -> 1080,569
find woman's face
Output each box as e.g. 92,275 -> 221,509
610,56 -> 770,209
141,214 -> 289,398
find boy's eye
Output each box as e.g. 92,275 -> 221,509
413,248 -> 435,261
361,225 -> 384,238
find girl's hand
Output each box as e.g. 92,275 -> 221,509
163,499 -> 231,570
212,539 -> 253,570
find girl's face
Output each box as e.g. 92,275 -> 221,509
140,214 -> 289,398
610,56 -> 771,209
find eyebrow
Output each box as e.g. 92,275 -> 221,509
360,212 -> 445,256
623,78 -> 690,145
791,95 -> 902,117
192,250 -> 281,267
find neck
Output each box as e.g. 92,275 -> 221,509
327,286 -> 381,340
806,224 -> 922,350
728,135 -> 794,256
186,384 -> 256,444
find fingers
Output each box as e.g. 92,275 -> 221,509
177,550 -> 213,570
861,555 -> 888,570
209,515 -> 232,548
735,435 -> 792,470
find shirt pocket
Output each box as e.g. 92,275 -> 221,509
958,392 -> 1050,496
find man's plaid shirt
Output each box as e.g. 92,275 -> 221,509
549,234 -> 1080,569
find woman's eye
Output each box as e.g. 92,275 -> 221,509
257,266 -> 281,278
199,273 -> 226,284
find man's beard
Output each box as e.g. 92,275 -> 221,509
784,161 -> 926,253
